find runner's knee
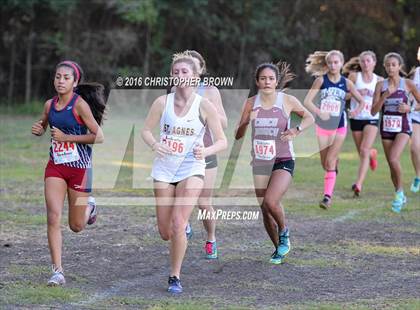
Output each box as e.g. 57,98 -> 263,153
388,157 -> 400,170
69,221 -> 85,233
198,198 -> 213,210
411,141 -> 420,153
171,215 -> 187,237
324,159 -> 337,171
262,198 -> 277,212
359,146 -> 370,159
158,228 -> 171,241
47,210 -> 61,227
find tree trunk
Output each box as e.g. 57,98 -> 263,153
64,10 -> 71,58
236,34 -> 246,88
143,25 -> 150,78
140,24 -> 151,105
25,29 -> 35,105
7,38 -> 16,106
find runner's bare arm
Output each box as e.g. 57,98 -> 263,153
31,100 -> 51,136
207,87 -> 228,129
141,96 -> 171,156
347,79 -> 366,117
234,98 -> 253,140
345,72 -> 357,101
141,96 -> 165,147
303,77 -> 323,116
406,79 -> 420,111
371,81 -> 387,115
286,94 -> 315,131
280,95 -> 315,141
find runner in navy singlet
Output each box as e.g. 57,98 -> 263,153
304,50 -> 366,209
31,61 -> 106,285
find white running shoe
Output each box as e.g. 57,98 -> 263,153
87,196 -> 97,225
47,266 -> 65,286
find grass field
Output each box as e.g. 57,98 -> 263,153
1,112 -> 419,309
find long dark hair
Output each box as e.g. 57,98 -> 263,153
56,61 -> 107,125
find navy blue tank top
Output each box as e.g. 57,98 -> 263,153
316,74 -> 348,129
48,93 -> 92,168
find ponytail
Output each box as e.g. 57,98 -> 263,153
407,67 -> 416,80
342,57 -> 361,76
276,61 -> 296,90
75,83 -> 107,125
306,50 -> 344,77
305,51 -> 329,77
343,51 -> 377,76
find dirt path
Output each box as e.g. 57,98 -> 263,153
1,186 -> 419,309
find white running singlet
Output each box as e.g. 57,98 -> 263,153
350,72 -> 379,120
151,92 -> 206,183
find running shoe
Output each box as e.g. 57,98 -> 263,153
391,191 -> 407,213
277,228 -> 291,257
352,184 -> 361,197
205,241 -> 218,259
185,222 -> 193,240
410,177 -> 420,193
87,196 -> 97,225
369,148 -> 378,171
47,266 -> 65,286
168,276 -> 182,294
269,250 -> 283,264
319,195 -> 332,209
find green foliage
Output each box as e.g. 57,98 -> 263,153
116,0 -> 160,25
1,0 -> 419,107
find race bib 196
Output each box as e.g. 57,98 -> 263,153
161,135 -> 186,156
253,139 -> 276,161
383,115 -> 402,132
52,140 -> 80,164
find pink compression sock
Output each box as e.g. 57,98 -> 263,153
324,171 -> 337,197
